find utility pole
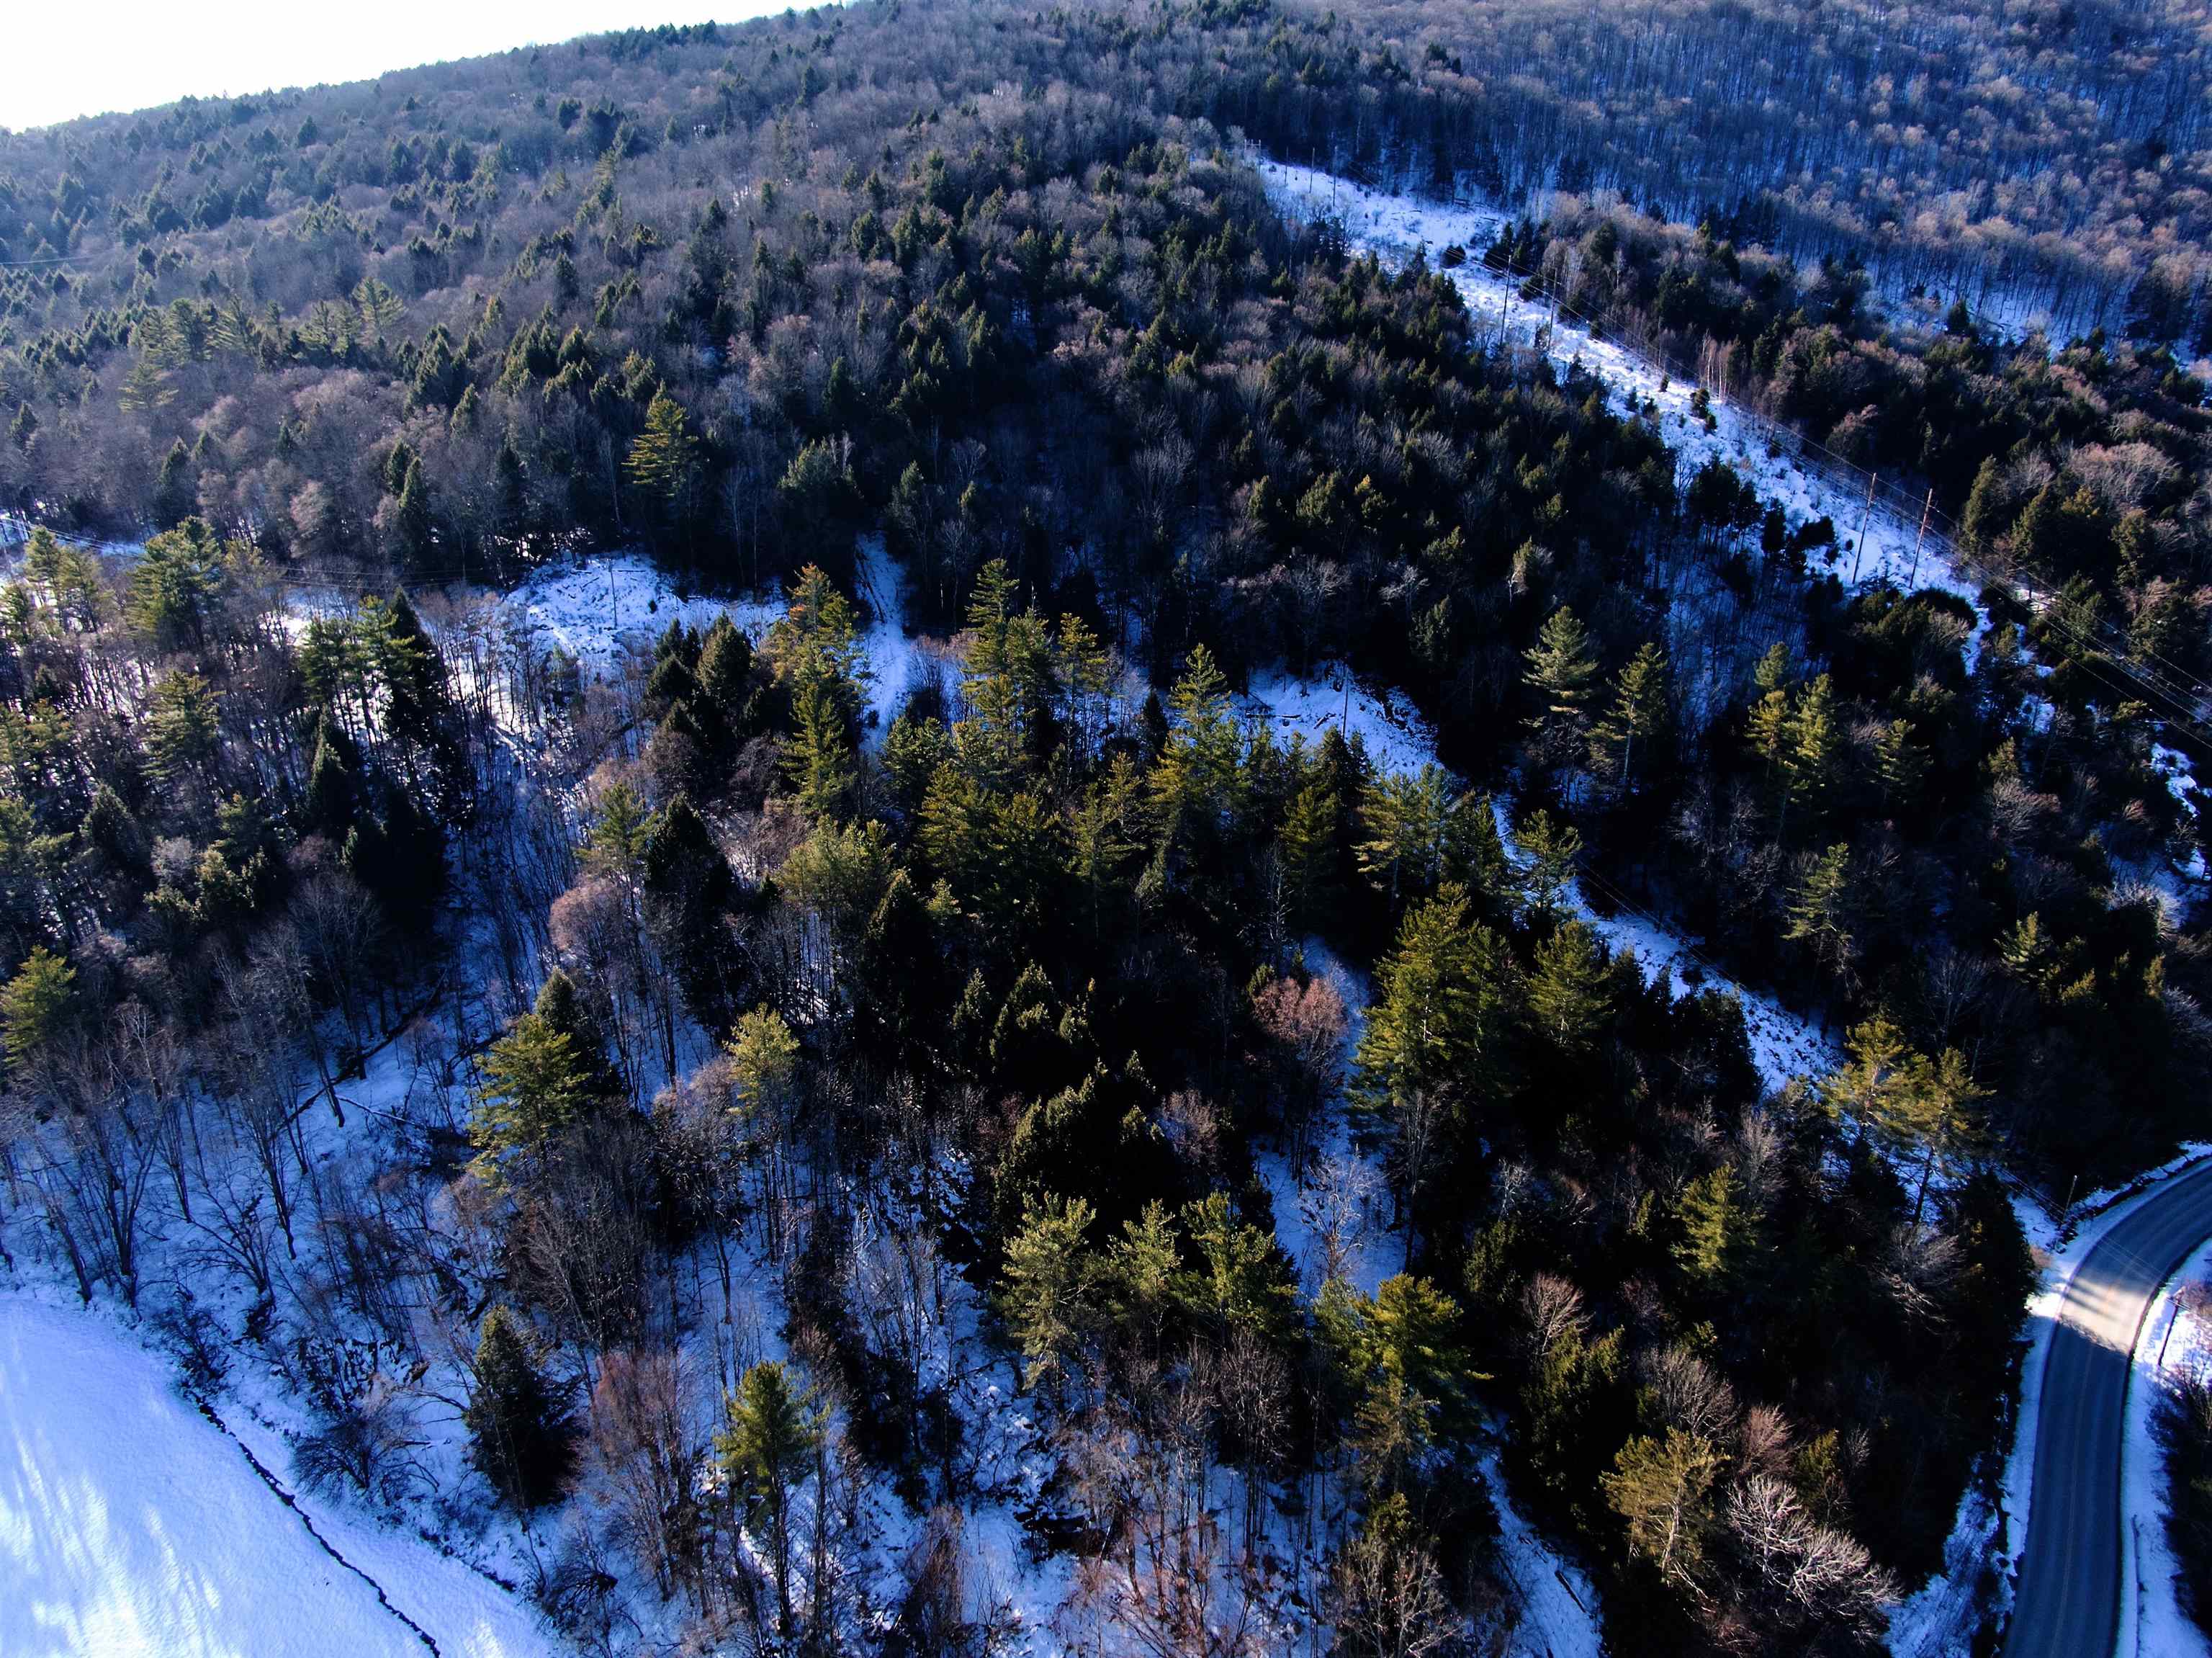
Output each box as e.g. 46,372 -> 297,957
1850,471 -> 1878,585
1907,486 -> 1933,589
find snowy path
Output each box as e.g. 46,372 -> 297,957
0,1294 -> 554,1658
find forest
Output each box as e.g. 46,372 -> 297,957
0,1 -> 2207,1654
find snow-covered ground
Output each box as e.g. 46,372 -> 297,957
1478,1446 -> 1606,1658
2124,1237 -> 2212,1658
1244,663 -> 1442,778
850,532 -> 937,745
0,1292 -> 553,1658
495,552 -> 783,683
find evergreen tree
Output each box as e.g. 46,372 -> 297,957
1872,718 -> 1925,812
1515,808 -> 1583,921
1603,1428 -> 1722,1592
1280,776 -> 1344,929
1590,642 -> 1669,793
642,794 -> 736,1017
1745,642 -> 1794,782
997,1193 -> 1097,1397
532,967 -> 618,1098
696,614 -> 754,731
464,1307 -> 570,1509
1527,920 -> 1613,1056
153,437 -> 195,527
783,676 -> 857,823
626,389 -> 698,522
1673,1165 -> 1749,1293
469,1012 -> 593,1188
125,518 -> 225,650
716,1361 -> 822,1641
390,452 -> 432,565
1779,673 -> 1840,832
143,671 -> 220,786
302,712 -> 361,838
1523,606 -> 1599,775
1352,884 -> 1514,1239
1959,456 -> 2005,557
1180,1190 -> 1295,1345
0,946 -> 76,1079
1154,645 -> 1243,836
1784,842 -> 1854,977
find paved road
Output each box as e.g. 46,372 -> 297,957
2006,1160 -> 2212,1658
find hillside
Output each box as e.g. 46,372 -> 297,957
1,5 -> 2208,1657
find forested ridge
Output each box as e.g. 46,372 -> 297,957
0,3 -> 2206,1655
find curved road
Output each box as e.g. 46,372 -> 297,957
2006,1160 -> 2212,1658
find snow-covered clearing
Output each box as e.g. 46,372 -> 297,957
1243,663 -> 1442,778
493,552 -> 782,683
0,1291 -> 553,1658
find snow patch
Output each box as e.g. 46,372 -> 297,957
0,1292 -> 554,1658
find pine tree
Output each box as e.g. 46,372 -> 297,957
464,1307 -> 570,1509
1154,645 -> 1242,835
997,1193 -> 1097,1397
1528,919 -> 1613,1055
1181,1190 -> 1295,1344
1352,884 -> 1514,1240
1819,1017 -> 1988,1224
1784,842 -> 1854,976
390,452 -> 432,565
302,712 -> 361,838
696,614 -> 754,728
1603,1428 -> 1722,1591
1515,808 -> 1583,921
154,437 -> 194,527
1745,642 -> 1794,783
369,589 -> 452,756
1780,673 -> 1840,832
716,1361 -> 822,1641
626,390 -> 698,521
783,676 -> 857,823
642,794 -> 735,1017
0,946 -> 76,1078
1873,718 -> 1925,812
125,518 -> 225,650
143,671 -> 220,785
1105,1200 -> 1180,1355
1523,606 -> 1599,774
1590,642 -> 1669,792
728,1000 -> 799,1109
582,780 -> 652,881
1673,1165 -> 1748,1292
469,1013 -> 593,1188
1959,456 -> 2005,557
532,968 -> 618,1098
1280,778 -> 1344,929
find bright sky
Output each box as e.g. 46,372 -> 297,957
4,1 -> 803,132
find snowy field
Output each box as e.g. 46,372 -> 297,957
1,1294 -> 554,1658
